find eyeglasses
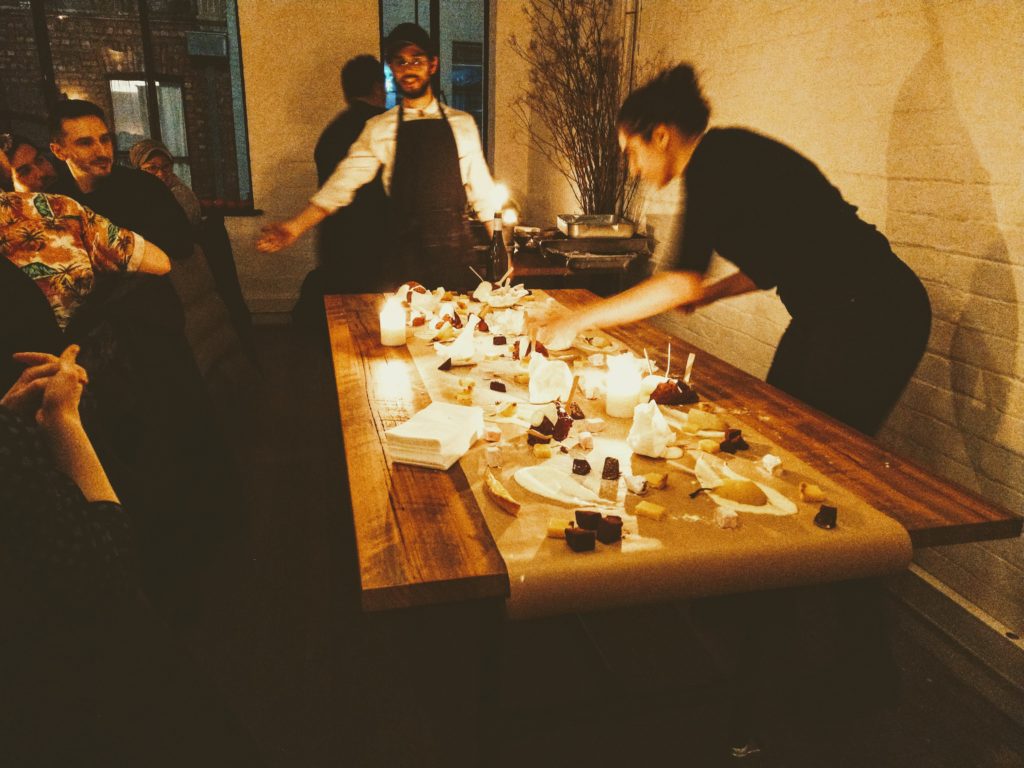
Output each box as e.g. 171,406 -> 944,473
390,55 -> 430,70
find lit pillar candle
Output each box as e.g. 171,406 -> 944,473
605,353 -> 642,418
379,298 -> 407,346
501,207 -> 518,248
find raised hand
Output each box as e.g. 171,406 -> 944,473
1,348 -> 88,418
37,345 -> 87,430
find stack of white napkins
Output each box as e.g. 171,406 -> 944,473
385,402 -> 484,470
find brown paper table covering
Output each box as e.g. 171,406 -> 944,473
326,290 -> 1019,613
399,291 -> 913,620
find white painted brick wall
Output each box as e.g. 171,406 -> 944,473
634,0 -> 1023,516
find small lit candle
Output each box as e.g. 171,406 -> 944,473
491,183 -> 509,219
501,207 -> 518,248
379,298 -> 407,346
605,353 -> 642,418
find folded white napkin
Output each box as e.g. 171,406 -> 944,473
385,402 -> 484,463
386,446 -> 466,471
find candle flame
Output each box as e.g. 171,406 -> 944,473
491,183 -> 509,215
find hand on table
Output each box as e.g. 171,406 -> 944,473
1,347 -> 88,419
527,304 -> 582,352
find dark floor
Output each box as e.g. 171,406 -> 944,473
168,322 -> 1024,768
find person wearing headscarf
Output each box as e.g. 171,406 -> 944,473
129,138 -> 203,228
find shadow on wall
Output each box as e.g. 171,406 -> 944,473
884,28 -> 1018,508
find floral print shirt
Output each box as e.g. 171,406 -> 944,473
0,191 -> 145,329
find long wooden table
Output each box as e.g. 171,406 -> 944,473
326,289 -> 1021,613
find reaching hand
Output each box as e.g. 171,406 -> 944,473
527,304 -> 580,352
37,346 -> 87,431
256,220 -> 300,253
1,348 -> 88,418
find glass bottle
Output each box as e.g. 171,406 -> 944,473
488,214 -> 508,283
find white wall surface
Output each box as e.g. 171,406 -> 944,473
634,0 -> 1023,516
232,0 -> 380,312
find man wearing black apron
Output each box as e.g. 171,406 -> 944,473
259,23 -> 500,293
390,100 -> 475,289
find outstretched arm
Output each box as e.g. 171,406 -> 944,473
532,271 -> 704,349
256,203 -> 330,252
692,270 -> 758,309
532,269 -> 760,349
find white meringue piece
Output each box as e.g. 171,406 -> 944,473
627,400 -> 675,458
527,355 -> 573,404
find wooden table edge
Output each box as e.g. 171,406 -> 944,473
326,294 -> 510,612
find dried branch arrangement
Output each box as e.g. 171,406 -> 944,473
509,0 -> 638,216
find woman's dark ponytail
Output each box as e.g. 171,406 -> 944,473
617,64 -> 711,140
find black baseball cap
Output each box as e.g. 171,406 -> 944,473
384,23 -> 435,58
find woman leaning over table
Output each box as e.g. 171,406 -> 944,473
534,64 -> 931,435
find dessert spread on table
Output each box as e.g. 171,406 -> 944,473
381,279 -> 850,554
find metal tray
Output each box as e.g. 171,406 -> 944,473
556,214 -> 636,239
540,237 -> 649,271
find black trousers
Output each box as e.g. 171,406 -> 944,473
768,264 -> 931,435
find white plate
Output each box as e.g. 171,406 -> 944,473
573,332 -> 625,355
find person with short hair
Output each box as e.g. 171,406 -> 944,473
49,100 -> 193,262
307,54 -> 388,297
259,23 -> 501,291
1,134 -> 59,193
534,65 -> 931,435
129,138 -> 202,228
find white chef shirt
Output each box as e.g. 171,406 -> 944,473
310,99 -> 499,223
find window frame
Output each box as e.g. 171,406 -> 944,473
106,73 -> 192,182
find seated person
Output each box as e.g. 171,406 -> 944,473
129,138 -> 203,228
48,100 -> 192,262
0,346 -> 263,766
1,133 -> 60,192
0,344 -> 130,607
0,189 -> 170,329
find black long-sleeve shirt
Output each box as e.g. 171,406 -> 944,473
672,127 -> 901,319
52,165 -> 193,261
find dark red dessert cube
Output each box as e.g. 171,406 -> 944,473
650,378 -> 700,406
490,381 -> 507,392
601,456 -> 620,480
719,428 -> 749,454
493,335 -> 507,345
574,509 -> 602,531
565,526 -> 596,552
572,458 -> 591,476
814,505 -> 838,530
596,515 -> 623,544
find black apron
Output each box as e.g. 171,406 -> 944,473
388,103 -> 476,291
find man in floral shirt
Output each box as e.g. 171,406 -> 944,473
0,191 -> 170,328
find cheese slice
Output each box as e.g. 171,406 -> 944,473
484,469 -> 520,516
634,500 -> 667,521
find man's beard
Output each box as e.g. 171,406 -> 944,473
89,158 -> 113,177
397,77 -> 430,99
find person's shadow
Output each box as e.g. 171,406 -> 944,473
883,16 -> 1019,512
